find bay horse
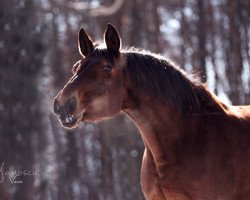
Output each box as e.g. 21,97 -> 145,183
53,24 -> 250,200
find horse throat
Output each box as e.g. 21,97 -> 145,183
123,98 -> 188,178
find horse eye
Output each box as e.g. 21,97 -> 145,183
102,65 -> 112,73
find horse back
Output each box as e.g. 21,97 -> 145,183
210,105 -> 250,198
231,105 -> 250,118
184,105 -> 250,199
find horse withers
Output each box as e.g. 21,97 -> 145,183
53,24 -> 250,200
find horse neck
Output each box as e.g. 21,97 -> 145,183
122,94 -> 196,177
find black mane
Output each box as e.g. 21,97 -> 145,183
92,47 -> 226,115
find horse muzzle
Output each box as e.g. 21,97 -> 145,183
53,97 -> 81,128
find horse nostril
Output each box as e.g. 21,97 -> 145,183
54,99 -> 64,115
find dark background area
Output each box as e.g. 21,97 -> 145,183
0,0 -> 249,199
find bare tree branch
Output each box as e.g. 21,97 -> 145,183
68,0 -> 124,17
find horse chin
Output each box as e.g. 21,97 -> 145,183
61,121 -> 80,129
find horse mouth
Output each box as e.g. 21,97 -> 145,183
59,112 -> 83,129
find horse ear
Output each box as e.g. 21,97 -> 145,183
78,28 -> 94,57
104,24 -> 121,56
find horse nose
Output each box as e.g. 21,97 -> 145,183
54,97 -> 77,116
54,99 -> 64,115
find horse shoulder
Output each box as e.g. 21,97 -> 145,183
141,147 -> 194,200
141,148 -> 166,200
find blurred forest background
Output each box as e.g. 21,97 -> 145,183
0,0 -> 249,199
